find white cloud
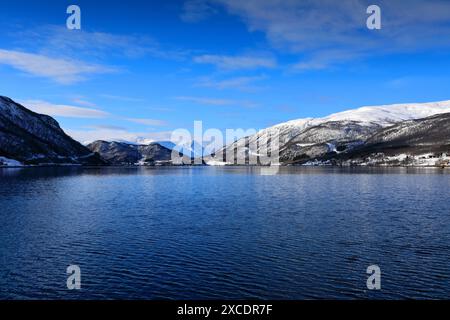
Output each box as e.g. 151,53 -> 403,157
21,100 -> 109,118
216,0 -> 450,50
175,96 -> 234,106
2,25 -> 191,84
18,98 -> 170,141
14,25 -> 188,61
213,0 -> 368,52
193,54 -> 276,70
71,98 -> 98,108
89,125 -> 130,131
293,50 -> 361,71
175,96 -> 257,107
196,75 -> 266,90
385,77 -> 419,89
0,49 -> 115,84
180,0 -> 218,22
126,118 -> 168,127
185,0 -> 450,70
99,94 -> 145,102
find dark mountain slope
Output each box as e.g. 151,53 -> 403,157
329,113 -> 450,165
87,140 -> 186,165
0,96 -> 105,165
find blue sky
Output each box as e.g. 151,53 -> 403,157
1,0 -> 450,143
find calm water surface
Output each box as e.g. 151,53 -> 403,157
0,166 -> 449,300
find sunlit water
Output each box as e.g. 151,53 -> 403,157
0,166 -> 449,300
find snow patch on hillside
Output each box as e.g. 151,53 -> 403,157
303,153 -> 450,167
0,157 -> 23,167
284,100 -> 450,128
261,100 -> 450,141
205,160 -> 229,166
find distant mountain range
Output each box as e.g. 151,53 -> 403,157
86,140 -> 190,165
0,96 -> 190,167
1,95 -> 449,167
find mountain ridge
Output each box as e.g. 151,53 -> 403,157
86,140 -> 190,165
0,96 -> 105,166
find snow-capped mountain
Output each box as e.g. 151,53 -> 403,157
333,112 -> 450,166
0,96 -> 105,166
206,100 -> 450,165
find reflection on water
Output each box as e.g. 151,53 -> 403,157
0,166 -> 449,299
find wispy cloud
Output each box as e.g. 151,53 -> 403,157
196,75 -> 266,90
211,0 -> 368,52
20,100 -> 109,118
385,76 -> 424,89
149,107 -> 174,112
175,96 -> 234,106
20,99 -> 170,135
293,50 -> 361,71
175,96 -> 257,108
70,98 -> 98,108
193,54 -> 276,70
14,25 -> 188,61
89,124 -> 130,131
126,118 -> 168,127
3,25 -> 190,84
184,0 -> 450,70
0,49 -> 115,84
99,94 -> 145,102
180,0 -> 218,22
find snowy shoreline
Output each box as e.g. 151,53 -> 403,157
1,163 -> 449,169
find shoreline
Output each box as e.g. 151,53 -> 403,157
1,164 -> 449,169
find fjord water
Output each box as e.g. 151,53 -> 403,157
0,167 -> 449,300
